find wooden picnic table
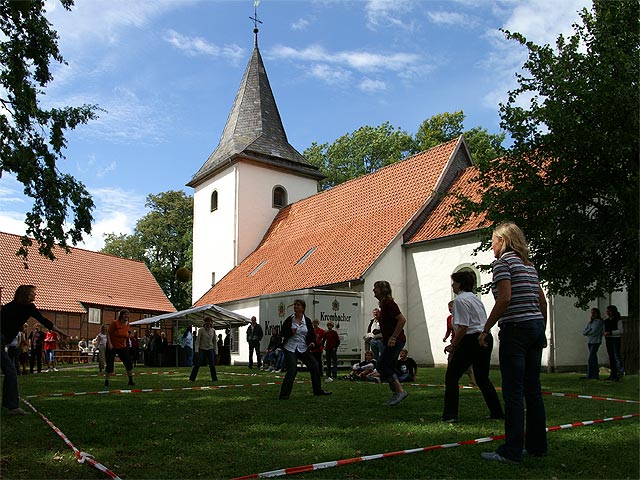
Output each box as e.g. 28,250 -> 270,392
55,350 -> 89,364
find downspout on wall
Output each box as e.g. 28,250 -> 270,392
548,293 -> 556,373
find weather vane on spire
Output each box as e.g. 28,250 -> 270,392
250,0 -> 263,45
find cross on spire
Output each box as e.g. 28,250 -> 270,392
250,0 -> 263,45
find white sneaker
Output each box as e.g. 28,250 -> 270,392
275,369 -> 282,373
45,369 -> 50,373
53,368 -> 59,372
326,377 -> 333,382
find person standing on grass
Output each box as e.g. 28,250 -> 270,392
246,316 -> 263,369
480,222 -> 547,465
581,308 -> 604,380
603,305 -> 624,381
28,324 -> 45,374
94,324 -> 108,374
278,299 -> 332,400
43,328 -> 60,372
1,285 -> 68,416
323,321 -> 340,381
189,316 -> 218,382
105,309 -> 135,387
441,271 -> 503,423
373,280 -> 409,406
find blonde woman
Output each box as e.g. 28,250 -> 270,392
479,222 -> 547,464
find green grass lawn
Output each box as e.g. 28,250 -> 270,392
1,365 -> 638,479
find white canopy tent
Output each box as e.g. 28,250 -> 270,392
130,304 -> 250,367
130,304 -> 251,330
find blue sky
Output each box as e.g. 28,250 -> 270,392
1,0 -> 589,251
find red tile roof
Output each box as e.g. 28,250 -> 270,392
196,138 -> 466,305
407,166 -> 486,243
0,231 -> 176,314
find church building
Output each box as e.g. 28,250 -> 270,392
186,27 -> 631,372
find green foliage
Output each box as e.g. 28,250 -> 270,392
0,0 -> 101,261
304,122 -> 415,190
451,0 -> 639,307
307,113 -> 506,191
2,366 -> 638,479
415,111 -> 506,165
102,191 -> 193,310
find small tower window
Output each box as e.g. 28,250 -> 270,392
211,190 -> 218,212
273,186 -> 287,209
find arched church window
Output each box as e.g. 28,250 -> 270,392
210,190 -> 218,212
451,264 -> 482,298
273,186 -> 287,209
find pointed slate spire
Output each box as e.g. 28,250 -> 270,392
188,42 -> 322,187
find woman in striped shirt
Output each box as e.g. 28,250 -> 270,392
479,222 -> 548,465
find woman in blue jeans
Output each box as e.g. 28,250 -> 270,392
479,222 -> 548,465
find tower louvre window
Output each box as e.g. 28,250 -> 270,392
273,186 -> 287,209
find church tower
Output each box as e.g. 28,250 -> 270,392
187,25 -> 323,303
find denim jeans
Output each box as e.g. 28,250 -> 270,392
1,335 -> 20,409
274,350 -> 285,370
184,346 -> 193,367
279,348 -> 322,398
586,342 -> 601,379
605,336 -> 624,379
497,320 -> 547,462
189,349 -> 218,381
442,333 -> 503,420
370,339 -> 384,360
376,340 -> 404,384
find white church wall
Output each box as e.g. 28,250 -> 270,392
406,234 -> 498,367
216,298 -> 259,366
363,236 -> 408,335
236,162 -> 318,267
550,295 -> 611,372
192,169 -> 237,302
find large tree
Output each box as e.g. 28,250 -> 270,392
452,0 -> 639,308
306,114 -> 505,190
0,0 -> 100,261
415,111 -> 506,165
304,122 -> 415,190
102,191 -> 194,311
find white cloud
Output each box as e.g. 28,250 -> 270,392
364,0 -> 416,31
291,18 -> 310,31
427,11 -> 468,26
45,0 -> 188,47
481,0 -> 589,112
269,44 -> 421,74
164,29 -> 244,61
309,64 -> 352,86
359,78 -> 386,92
76,186 -> 148,251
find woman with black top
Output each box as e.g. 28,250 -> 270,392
1,285 -> 67,415
278,299 -> 332,400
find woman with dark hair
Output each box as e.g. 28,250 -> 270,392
480,222 -> 547,465
603,305 -> 624,381
441,271 -> 503,423
373,280 -> 409,406
581,308 -> 603,380
105,309 -> 135,387
278,299 -> 332,400
0,285 -> 67,415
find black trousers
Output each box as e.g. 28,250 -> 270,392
279,349 -> 322,398
29,346 -> 43,373
443,332 -> 503,420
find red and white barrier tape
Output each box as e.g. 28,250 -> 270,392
232,413 -> 639,479
22,398 -> 122,480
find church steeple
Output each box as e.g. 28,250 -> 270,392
187,39 -> 322,188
